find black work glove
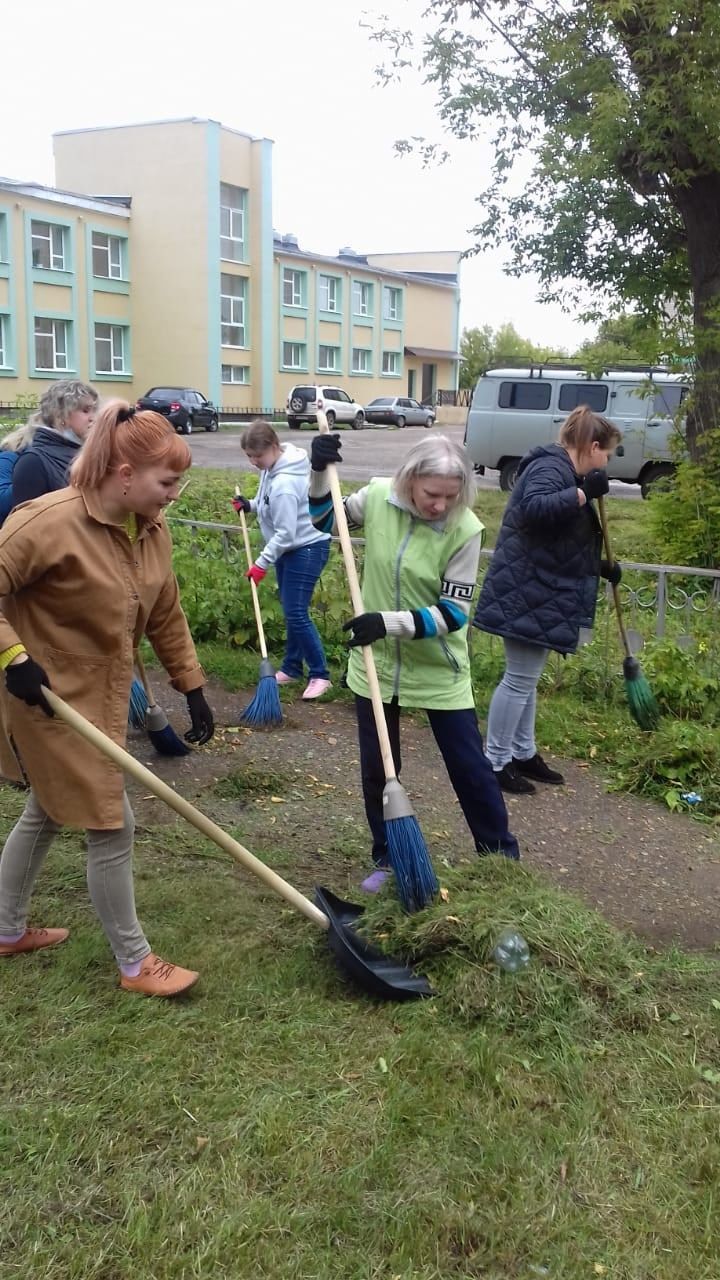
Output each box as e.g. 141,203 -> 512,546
185,688 -> 214,745
231,494 -> 251,515
343,613 -> 387,648
310,433 -> 342,472
600,558 -> 622,587
5,656 -> 53,717
582,468 -> 610,501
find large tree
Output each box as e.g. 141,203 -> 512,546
373,1 -> 720,457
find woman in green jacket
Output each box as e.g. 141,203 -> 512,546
310,433 -> 519,890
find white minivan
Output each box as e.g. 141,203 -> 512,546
464,366 -> 688,497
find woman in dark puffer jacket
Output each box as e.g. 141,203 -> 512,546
473,406 -> 623,794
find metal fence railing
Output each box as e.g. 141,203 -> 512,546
168,517 -> 720,644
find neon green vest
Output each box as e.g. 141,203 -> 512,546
347,479 -> 483,710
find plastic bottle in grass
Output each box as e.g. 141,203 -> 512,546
492,929 -> 530,973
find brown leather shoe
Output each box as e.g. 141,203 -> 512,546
119,952 -> 199,998
0,927 -> 70,956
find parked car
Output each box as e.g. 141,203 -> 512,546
286,385 -> 365,429
135,387 -> 219,435
464,366 -> 688,497
364,396 -> 436,428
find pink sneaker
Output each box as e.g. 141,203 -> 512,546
275,671 -> 296,685
302,678 -> 332,700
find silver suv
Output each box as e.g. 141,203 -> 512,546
286,384 -> 365,429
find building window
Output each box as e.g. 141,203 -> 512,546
282,341 -> 306,369
221,273 -> 246,347
352,280 -> 373,316
31,221 -> 67,271
0,315 -> 7,367
352,348 -> 371,374
34,317 -> 69,371
282,268 -> 304,307
318,274 -> 340,312
92,232 -> 124,279
222,364 -> 250,384
382,286 -> 402,321
95,323 -> 127,374
382,351 -> 401,376
318,345 -> 340,372
220,183 -> 246,262
0,213 -> 8,263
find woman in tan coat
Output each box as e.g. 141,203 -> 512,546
0,400 -> 214,997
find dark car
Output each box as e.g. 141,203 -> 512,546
363,396 -> 436,428
135,387 -> 219,435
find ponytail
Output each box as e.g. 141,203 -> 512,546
558,406 -> 622,452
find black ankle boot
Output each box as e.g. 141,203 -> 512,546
495,763 -> 536,795
513,753 -> 565,785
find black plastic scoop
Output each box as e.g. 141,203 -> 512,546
44,689 -> 433,1003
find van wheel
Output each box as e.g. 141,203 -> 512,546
499,459 -> 520,492
641,463 -> 675,499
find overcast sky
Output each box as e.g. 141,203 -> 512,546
2,0 -> 594,351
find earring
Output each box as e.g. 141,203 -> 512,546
123,488 -> 128,496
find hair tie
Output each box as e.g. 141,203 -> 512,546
116,408 -> 134,424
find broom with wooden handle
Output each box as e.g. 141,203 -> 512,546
598,496 -> 660,730
315,408 -> 438,912
236,494 -> 283,727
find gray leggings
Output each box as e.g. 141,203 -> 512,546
0,790 -> 150,967
485,638 -> 550,770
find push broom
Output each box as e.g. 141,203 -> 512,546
316,407 -> 438,913
236,493 -> 283,728
598,495 -> 660,731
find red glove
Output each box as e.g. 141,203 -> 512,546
246,564 -> 267,585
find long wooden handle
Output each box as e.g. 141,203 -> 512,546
236,494 -> 269,660
597,496 -> 632,659
42,687 -> 328,930
316,409 -> 398,783
133,652 -> 157,708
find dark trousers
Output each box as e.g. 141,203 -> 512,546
354,695 -> 520,864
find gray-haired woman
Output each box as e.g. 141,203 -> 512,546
309,431 -> 519,891
11,379 -> 98,509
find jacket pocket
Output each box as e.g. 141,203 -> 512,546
44,647 -> 112,708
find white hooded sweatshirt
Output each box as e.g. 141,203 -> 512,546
250,442 -> 331,569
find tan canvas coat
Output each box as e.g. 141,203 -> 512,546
0,487 -> 204,828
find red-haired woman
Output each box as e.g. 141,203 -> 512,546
0,400 -> 214,997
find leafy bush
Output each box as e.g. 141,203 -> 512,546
649,428 -> 720,569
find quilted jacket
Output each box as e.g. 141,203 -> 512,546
473,444 -> 603,655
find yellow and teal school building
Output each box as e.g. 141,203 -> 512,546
0,118 -> 460,412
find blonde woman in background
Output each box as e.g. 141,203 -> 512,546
11,379 -> 98,510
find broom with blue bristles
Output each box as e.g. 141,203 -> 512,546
315,407 -> 438,913
236,496 -> 283,728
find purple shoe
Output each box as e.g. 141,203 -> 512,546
361,868 -> 390,894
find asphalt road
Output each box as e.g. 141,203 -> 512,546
187,422 -> 641,498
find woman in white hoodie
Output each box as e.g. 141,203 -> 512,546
232,421 -> 332,699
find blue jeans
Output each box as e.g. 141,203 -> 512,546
485,638 -> 550,770
355,696 -> 520,864
274,541 -> 330,680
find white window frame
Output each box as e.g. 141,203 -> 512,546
221,274 -> 247,348
282,268 -> 304,308
220,183 -> 246,262
318,344 -> 340,372
91,232 -> 124,280
221,364 -> 250,384
382,350 -> 401,376
94,323 -> 127,374
352,280 -> 372,316
351,347 -> 371,374
318,274 -> 339,313
34,317 -> 69,371
31,221 -> 66,271
0,314 -> 7,367
382,286 -> 402,321
282,341 -> 305,369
